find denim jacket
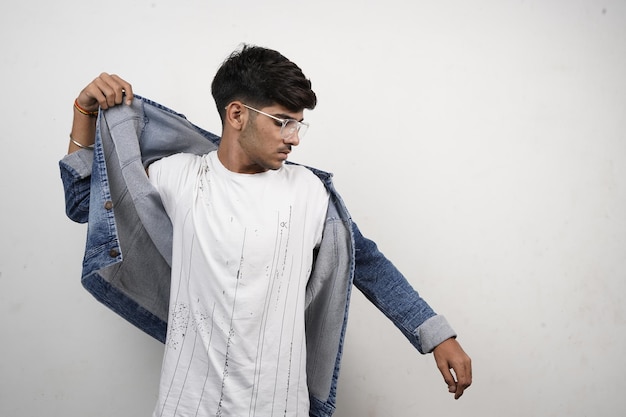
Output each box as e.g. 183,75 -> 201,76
59,96 -> 456,417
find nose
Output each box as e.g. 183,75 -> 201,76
283,131 -> 300,146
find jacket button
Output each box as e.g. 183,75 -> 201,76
104,201 -> 113,210
109,248 -> 120,258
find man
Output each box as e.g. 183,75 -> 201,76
62,45 -> 471,417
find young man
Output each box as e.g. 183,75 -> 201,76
62,45 -> 471,417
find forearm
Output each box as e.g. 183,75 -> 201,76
68,100 -> 98,154
351,221 -> 456,353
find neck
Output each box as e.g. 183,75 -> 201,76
216,137 -> 267,174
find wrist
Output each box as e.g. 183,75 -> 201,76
69,133 -> 94,150
74,98 -> 99,117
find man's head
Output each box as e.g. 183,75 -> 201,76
211,45 -> 317,123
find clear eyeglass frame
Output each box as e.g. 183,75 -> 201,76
242,104 -> 309,140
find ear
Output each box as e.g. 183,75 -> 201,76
224,102 -> 246,132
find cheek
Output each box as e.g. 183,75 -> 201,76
240,124 -> 259,146
252,126 -> 280,148
239,126 -> 269,157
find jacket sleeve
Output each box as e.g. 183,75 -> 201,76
351,221 -> 457,353
59,149 -> 94,224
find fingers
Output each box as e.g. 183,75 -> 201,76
438,363 -> 468,400
90,73 -> 132,108
453,359 -> 472,399
113,73 -> 134,105
443,355 -> 472,399
450,364 -> 472,399
76,73 -> 133,113
439,367 -> 458,396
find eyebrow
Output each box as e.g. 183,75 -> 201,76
274,113 -> 305,123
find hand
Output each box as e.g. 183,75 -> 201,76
75,73 -> 134,114
432,337 -> 472,399
68,73 -> 134,154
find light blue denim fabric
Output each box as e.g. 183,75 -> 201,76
59,95 -> 456,417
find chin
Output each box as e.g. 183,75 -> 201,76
267,159 -> 286,170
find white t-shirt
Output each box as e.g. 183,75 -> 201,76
149,151 -> 329,417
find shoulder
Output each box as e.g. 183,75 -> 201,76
282,164 -> 330,202
148,152 -> 207,192
158,152 -> 202,166
283,163 -> 324,184
150,152 -> 203,174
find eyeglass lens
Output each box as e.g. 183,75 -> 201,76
283,120 -> 308,139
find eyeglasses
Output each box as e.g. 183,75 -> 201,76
242,104 -> 309,140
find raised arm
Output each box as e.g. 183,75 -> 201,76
61,73 -> 135,222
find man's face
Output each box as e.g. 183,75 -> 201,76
237,104 -> 304,174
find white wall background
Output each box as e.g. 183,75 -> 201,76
1,0 -> 625,416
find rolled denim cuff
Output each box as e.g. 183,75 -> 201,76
60,148 -> 94,178
60,149 -> 95,223
415,314 -> 457,353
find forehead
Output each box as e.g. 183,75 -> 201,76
259,104 -> 304,120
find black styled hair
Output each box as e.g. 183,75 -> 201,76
211,44 -> 317,123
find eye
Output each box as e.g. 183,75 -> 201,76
285,120 -> 298,131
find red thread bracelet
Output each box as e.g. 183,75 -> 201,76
74,99 -> 99,117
